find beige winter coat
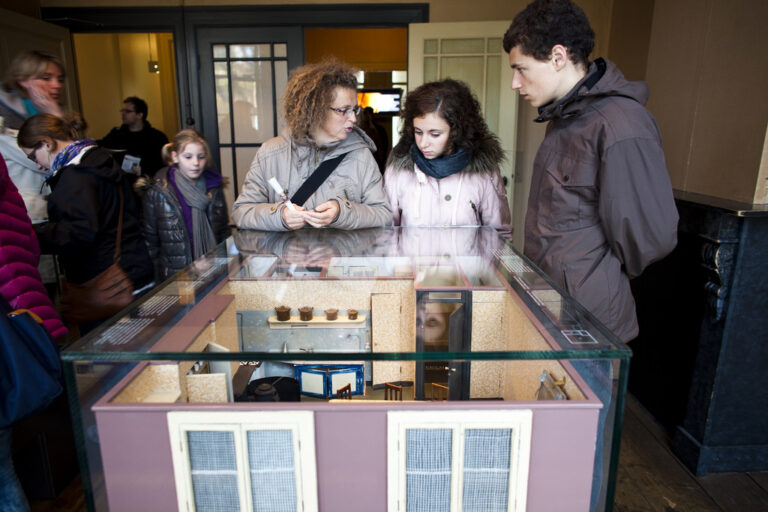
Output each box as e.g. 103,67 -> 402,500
232,127 -> 393,231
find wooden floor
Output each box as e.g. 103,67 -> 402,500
29,394 -> 768,512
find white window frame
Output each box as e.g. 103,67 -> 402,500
387,410 -> 532,512
168,410 -> 318,512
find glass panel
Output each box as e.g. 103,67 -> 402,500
462,429 -> 512,511
214,62 -> 231,144
441,56 -> 484,95
424,57 -> 438,83
392,70 -> 407,84
187,431 -> 240,511
487,38 -> 503,53
247,430 -> 297,511
274,43 -> 287,58
231,61 -> 274,144
485,56 -> 501,134
424,39 -> 438,55
441,38 -> 484,54
275,61 -> 289,134
236,147 -> 259,201
406,428 -> 452,512
213,44 -> 227,59
230,44 -> 271,58
219,148 -> 235,208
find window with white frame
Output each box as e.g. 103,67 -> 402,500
387,410 -> 532,512
167,411 -> 318,512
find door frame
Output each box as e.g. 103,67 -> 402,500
42,4 -> 429,134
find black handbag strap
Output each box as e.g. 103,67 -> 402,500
290,152 -> 349,207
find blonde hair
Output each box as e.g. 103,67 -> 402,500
161,129 -> 213,167
282,59 -> 358,140
3,50 -> 65,95
18,112 -> 87,149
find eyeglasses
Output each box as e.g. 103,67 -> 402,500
26,143 -> 42,164
119,109 -> 136,114
329,105 -> 361,117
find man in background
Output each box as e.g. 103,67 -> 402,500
100,96 -> 168,177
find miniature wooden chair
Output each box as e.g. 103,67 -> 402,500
430,383 -> 448,401
384,382 -> 403,401
336,383 -> 352,400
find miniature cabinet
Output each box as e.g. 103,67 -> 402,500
61,227 -> 630,512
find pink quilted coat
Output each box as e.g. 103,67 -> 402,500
0,154 -> 67,340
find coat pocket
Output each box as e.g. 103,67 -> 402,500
541,156 -> 599,231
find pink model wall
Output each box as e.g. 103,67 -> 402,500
95,400 -> 598,511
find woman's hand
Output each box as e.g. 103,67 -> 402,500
281,203 -> 308,230
19,79 -> 62,117
303,200 -> 340,228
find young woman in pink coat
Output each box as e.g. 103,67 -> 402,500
383,79 -> 512,236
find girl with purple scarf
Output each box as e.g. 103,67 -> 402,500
141,130 -> 230,281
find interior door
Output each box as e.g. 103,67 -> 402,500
408,21 -> 517,228
197,27 -> 303,210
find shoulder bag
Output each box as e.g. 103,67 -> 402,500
0,295 -> 62,428
290,152 -> 349,206
61,186 -> 135,324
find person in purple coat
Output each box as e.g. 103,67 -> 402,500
0,153 -> 66,512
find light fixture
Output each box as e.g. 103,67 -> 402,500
147,33 -> 159,74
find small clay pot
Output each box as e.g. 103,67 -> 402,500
275,306 -> 291,321
325,308 -> 338,321
347,309 -> 358,320
299,307 -> 313,321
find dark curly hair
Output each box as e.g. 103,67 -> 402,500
503,0 -> 594,68
391,79 -> 497,159
282,59 -> 358,141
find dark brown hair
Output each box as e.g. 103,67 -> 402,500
391,79 -> 496,158
17,113 -> 87,149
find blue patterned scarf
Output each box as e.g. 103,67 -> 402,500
411,144 -> 471,179
48,138 -> 96,179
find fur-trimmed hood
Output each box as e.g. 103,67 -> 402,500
386,133 -> 505,175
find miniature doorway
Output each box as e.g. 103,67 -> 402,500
415,290 -> 472,400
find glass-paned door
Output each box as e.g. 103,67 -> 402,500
408,22 -> 517,228
198,28 -> 303,210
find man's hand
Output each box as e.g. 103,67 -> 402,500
281,203 -> 308,230
303,200 -> 340,228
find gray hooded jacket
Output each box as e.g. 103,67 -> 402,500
524,58 -> 678,342
233,127 -> 392,231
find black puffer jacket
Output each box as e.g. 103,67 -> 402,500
34,147 -> 154,289
142,166 -> 230,281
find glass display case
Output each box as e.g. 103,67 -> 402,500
61,227 -> 631,512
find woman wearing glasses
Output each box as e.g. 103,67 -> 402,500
233,59 -> 392,231
18,113 -> 154,331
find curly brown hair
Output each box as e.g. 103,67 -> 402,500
282,59 -> 358,140
391,79 -> 497,159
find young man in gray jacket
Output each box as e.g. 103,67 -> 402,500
505,0 -> 678,344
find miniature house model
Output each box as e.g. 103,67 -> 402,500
64,228 -> 629,512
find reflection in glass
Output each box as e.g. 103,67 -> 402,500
219,148 -> 235,207
441,56 -> 484,96
485,55 -> 501,134
274,60 -> 289,134
215,62 -> 231,144
236,147 -> 259,195
212,44 -> 227,59
231,61 -> 274,144
424,57 -> 438,83
230,44 -> 270,58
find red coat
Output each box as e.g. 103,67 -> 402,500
0,154 -> 67,340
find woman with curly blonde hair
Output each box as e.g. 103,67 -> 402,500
233,59 -> 392,231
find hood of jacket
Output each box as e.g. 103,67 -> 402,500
386,132 -> 504,175
535,58 -> 650,123
48,146 -> 122,189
